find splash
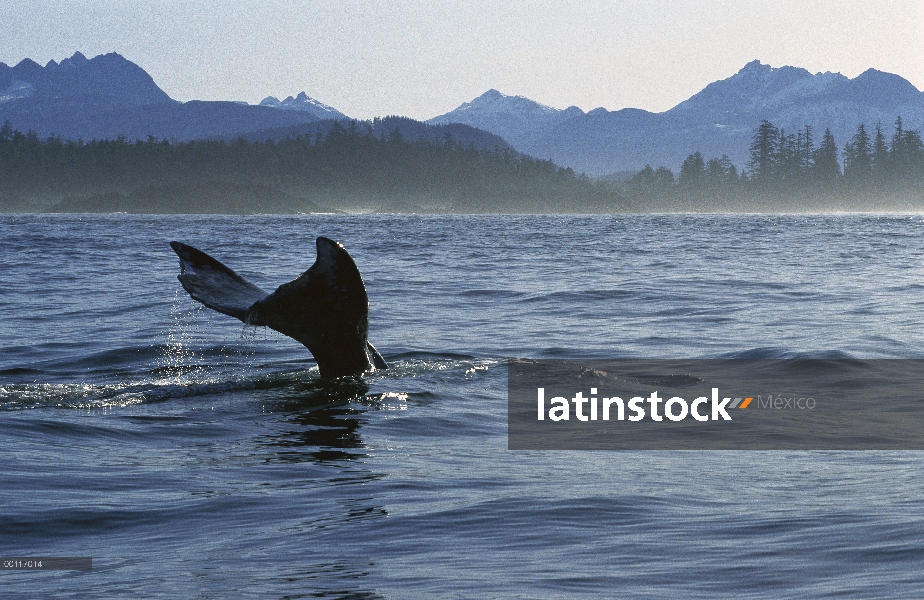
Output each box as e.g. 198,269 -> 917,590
369,357 -> 500,379
157,290 -> 208,383
0,381 -> 146,410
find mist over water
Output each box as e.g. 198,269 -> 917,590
3,213 -> 924,598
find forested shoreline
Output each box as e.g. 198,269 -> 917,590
0,120 -> 625,214
625,117 -> 924,211
1,117 -> 923,214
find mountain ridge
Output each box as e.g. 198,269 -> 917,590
0,52 -> 328,141
427,89 -> 585,151
429,61 -> 924,175
236,115 -> 511,153
258,91 -> 348,120
3,52 -> 923,176
0,51 -> 174,107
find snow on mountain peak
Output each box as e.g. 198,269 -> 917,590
258,92 -> 346,119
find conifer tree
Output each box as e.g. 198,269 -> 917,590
706,155 -> 737,185
872,122 -> 890,180
747,120 -> 780,181
679,152 -> 706,186
812,128 -> 840,182
799,125 -> 814,173
842,123 -> 872,182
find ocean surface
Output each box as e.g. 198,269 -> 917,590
3,213 -> 924,598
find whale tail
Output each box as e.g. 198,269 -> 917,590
169,238 -> 386,378
169,241 -> 268,321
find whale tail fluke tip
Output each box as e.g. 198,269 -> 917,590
169,241 -> 267,321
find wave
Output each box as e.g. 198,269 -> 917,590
0,355 -> 502,411
717,347 -> 859,360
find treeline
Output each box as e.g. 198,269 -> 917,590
0,120 -> 626,213
627,117 -> 924,210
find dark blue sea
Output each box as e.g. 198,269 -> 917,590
3,213 -> 924,598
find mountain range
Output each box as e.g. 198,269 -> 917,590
2,52 -> 923,177
258,91 -> 347,120
0,52 -> 325,140
428,61 -> 924,176
0,52 -> 506,152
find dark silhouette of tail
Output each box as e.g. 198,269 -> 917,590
169,238 -> 387,378
169,241 -> 268,321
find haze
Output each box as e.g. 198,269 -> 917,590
2,0 -> 922,120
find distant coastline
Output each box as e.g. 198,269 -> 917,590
2,52 -> 922,215
0,122 -> 627,215
2,119 -> 921,215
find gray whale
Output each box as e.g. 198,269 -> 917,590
169,237 -> 387,378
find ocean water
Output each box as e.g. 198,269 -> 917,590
2,213 -> 924,598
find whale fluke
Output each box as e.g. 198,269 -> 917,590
169,238 -> 387,378
169,241 -> 268,320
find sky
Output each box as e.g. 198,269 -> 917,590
1,0 -> 922,121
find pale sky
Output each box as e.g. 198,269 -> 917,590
2,0 -> 922,120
